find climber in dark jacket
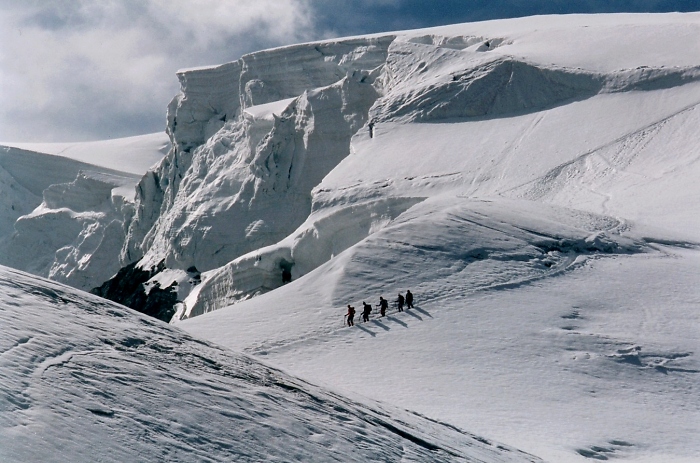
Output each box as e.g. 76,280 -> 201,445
362,302 -> 372,322
396,293 -> 405,312
379,296 -> 388,317
346,305 -> 355,326
405,290 -> 414,309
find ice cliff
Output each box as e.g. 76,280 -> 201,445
4,14 -> 699,323
106,15 -> 699,321
0,146 -> 143,291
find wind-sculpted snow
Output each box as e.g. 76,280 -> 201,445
0,147 -> 142,291
6,185 -> 133,292
180,196 -> 424,318
167,61 -> 243,154
371,40 -> 700,123
179,195 -> 641,320
125,68 -> 380,276
167,36 -> 394,153
183,196 -> 646,345
132,36 -> 396,275
239,36 -> 394,108
0,265 -> 542,463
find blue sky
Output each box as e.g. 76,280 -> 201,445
1,0 -> 698,142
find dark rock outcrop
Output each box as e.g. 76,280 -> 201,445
91,260 -> 177,322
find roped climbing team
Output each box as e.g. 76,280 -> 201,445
345,290 -> 413,326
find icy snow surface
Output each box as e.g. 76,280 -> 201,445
0,133 -> 168,291
2,12 -> 700,463
0,265 -> 541,463
177,13 -> 700,463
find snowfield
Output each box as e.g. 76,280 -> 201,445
1,12 -> 700,463
0,265 -> 542,462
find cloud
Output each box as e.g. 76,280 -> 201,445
1,0 -> 698,142
0,0 -> 314,142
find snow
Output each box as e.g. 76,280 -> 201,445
0,132 -> 170,176
175,13 -> 700,463
0,265 -> 540,463
0,133 -> 168,291
183,219 -> 700,462
2,12 -> 700,463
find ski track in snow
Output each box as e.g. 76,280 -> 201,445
504,98 -> 700,203
249,248 -> 700,463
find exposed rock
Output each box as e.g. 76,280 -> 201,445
91,260 -> 177,322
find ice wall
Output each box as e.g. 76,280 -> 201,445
5,172 -> 136,291
167,61 -> 242,153
180,196 -> 423,318
122,36 -> 395,275
100,15 -> 700,321
0,147 -> 141,291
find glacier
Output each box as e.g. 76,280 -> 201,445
119,12 -> 700,322
1,12 -> 699,462
3,14 -> 699,319
0,264 -> 541,463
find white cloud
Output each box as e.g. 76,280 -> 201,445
0,0 -> 314,142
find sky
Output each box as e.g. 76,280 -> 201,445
1,0 -> 699,142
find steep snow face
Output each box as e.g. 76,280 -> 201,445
179,196 -> 424,318
371,40 -> 700,123
166,37 -> 394,154
238,36 -> 394,108
5,174 -> 134,291
0,264 -> 542,463
167,61 -> 243,154
124,38 -> 388,272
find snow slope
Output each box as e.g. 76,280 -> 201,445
1,132 -> 169,176
2,12 -> 700,463
0,264 -> 541,463
100,13 -> 698,318
0,133 -> 168,291
175,13 -> 700,463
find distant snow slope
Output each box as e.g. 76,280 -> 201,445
0,264 -> 541,463
1,132 -> 169,176
0,134 -> 168,291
